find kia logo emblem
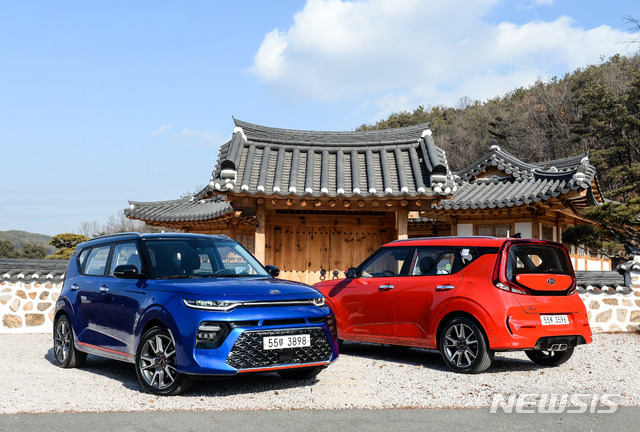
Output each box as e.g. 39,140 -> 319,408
547,278 -> 555,285
269,289 -> 281,294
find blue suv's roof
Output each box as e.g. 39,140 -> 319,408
75,232 -> 232,250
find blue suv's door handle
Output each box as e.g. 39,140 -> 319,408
99,286 -> 110,293
70,284 -> 79,291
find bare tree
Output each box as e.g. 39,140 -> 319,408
76,212 -> 176,237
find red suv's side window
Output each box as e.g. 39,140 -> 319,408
359,247 -> 412,277
410,248 -> 460,276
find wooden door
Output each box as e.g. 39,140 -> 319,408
266,223 -> 393,285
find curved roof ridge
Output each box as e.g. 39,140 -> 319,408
126,195 -> 232,224
233,118 -> 432,145
530,153 -> 589,169
454,145 -> 535,181
455,144 -> 590,182
127,194 -> 225,207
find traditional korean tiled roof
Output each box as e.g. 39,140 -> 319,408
438,144 -> 603,211
575,270 -> 632,294
0,259 -> 68,282
617,260 -> 640,272
125,195 -> 233,224
209,119 -> 456,198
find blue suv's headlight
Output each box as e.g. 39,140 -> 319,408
183,297 -> 326,311
183,299 -> 239,311
311,297 -> 325,307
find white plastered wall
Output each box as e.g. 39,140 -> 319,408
457,223 -> 473,236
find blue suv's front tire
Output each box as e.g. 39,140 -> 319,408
135,326 -> 192,396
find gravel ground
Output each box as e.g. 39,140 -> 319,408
1,332 -> 638,414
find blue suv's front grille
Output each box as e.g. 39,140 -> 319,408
227,328 -> 331,370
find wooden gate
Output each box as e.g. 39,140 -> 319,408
266,215 -> 394,285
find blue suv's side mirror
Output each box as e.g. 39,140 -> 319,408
113,264 -> 140,279
265,265 -> 280,277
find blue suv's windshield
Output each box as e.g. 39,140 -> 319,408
144,238 -> 269,279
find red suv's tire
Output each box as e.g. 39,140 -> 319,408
525,347 -> 574,367
440,317 -> 492,374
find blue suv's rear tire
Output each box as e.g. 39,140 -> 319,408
135,326 -> 192,396
53,315 -> 87,368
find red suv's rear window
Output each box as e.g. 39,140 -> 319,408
506,243 -> 572,283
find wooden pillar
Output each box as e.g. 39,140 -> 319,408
396,210 -> 408,240
531,218 -> 540,239
450,216 -> 457,236
255,201 -> 266,263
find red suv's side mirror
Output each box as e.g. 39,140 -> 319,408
345,267 -> 357,279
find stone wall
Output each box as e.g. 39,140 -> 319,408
1,280 -> 60,333
582,267 -> 640,333
1,264 -> 639,334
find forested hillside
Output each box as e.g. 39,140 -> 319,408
359,54 -> 640,203
0,230 -> 55,258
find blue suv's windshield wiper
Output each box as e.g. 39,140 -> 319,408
158,274 -> 262,279
158,275 -> 205,279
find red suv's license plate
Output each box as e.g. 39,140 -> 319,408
263,334 -> 311,350
540,314 -> 569,325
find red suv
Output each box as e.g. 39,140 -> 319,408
314,237 -> 592,373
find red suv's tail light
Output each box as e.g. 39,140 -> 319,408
494,281 -> 529,295
492,241 -> 531,295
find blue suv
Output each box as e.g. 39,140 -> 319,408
53,233 -> 338,395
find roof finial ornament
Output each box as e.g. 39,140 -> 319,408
490,139 -> 501,151
232,126 -> 247,141
421,118 -> 434,138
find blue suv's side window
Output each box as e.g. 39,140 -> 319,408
83,245 -> 111,276
109,242 -> 141,275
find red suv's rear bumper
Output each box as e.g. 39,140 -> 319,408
485,293 -> 592,350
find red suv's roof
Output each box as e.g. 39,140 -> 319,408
386,236 -> 508,248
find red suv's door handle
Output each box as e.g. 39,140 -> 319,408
436,284 -> 455,291
379,284 -> 394,291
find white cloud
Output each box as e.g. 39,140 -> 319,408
153,125 -> 222,148
152,124 -> 176,136
174,128 -> 223,149
178,128 -> 220,141
249,0 -> 639,119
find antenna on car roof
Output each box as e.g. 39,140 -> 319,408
510,233 -> 522,238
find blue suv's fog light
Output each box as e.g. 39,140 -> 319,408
195,322 -> 229,349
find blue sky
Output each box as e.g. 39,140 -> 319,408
2,0 -> 639,236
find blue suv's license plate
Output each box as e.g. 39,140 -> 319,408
263,334 -> 311,350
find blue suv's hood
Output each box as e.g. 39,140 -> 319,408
147,277 -> 321,300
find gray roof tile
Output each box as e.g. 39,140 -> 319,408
439,144 -> 602,210
0,258 -> 68,282
575,270 -> 632,294
125,195 -> 232,224
210,119 -> 456,198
